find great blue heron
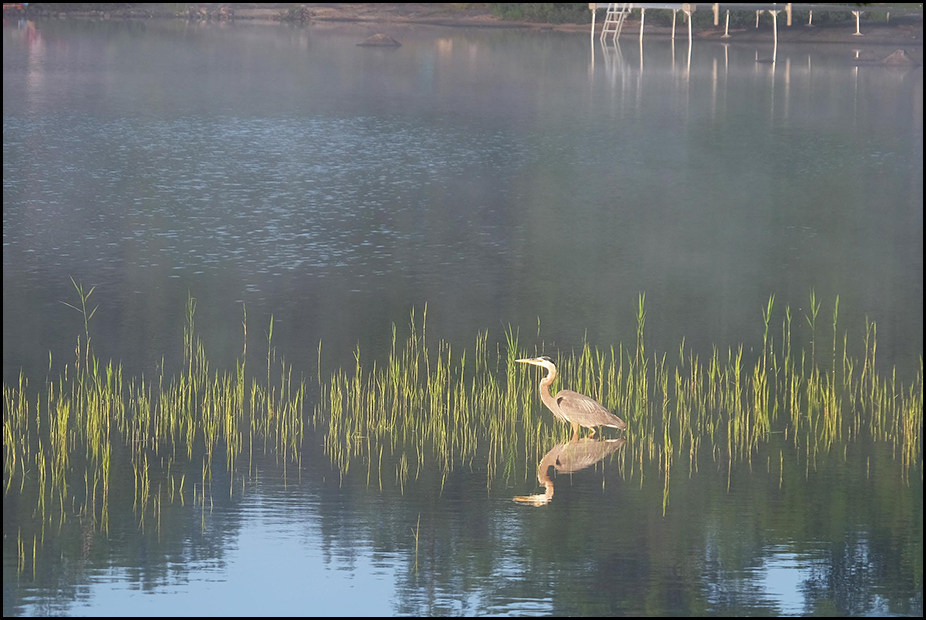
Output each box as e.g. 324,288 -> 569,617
517,356 -> 627,440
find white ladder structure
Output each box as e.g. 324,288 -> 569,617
600,3 -> 632,43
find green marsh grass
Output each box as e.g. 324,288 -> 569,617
3,289 -> 923,573
314,292 -> 920,509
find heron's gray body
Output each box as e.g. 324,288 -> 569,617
552,389 -> 625,429
517,356 -> 627,439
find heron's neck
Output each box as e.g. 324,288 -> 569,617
539,365 -> 559,414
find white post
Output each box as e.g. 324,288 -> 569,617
786,3 -> 792,27
887,12 -> 890,23
639,7 -> 645,43
712,3 -> 719,26
755,10 -> 762,29
769,10 -> 779,64
672,9 -> 677,39
853,10 -> 863,36
687,10 -> 692,47
590,4 -> 596,42
722,10 -> 730,38
807,11 -> 813,27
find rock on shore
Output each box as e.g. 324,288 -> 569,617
357,34 -> 401,47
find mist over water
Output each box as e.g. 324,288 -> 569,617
3,19 -> 922,616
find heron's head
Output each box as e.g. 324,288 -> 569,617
516,355 -> 555,369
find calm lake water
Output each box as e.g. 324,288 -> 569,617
3,18 -> 923,616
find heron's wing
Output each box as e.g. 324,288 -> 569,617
554,390 -> 627,429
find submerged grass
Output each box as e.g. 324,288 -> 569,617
3,290 -> 923,573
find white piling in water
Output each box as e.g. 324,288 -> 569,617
590,5 -> 596,42
722,10 -> 731,38
672,9 -> 677,39
852,10 -> 864,36
755,10 -> 762,28
769,9 -> 779,64
807,11 -> 813,27
639,8 -> 645,43
686,9 -> 693,47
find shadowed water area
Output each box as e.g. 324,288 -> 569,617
3,18 -> 923,616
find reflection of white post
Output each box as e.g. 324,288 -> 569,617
722,10 -> 730,37
807,11 -> 813,27
755,10 -> 762,28
672,9 -> 677,39
687,36 -> 692,73
589,36 -> 595,75
639,7 -> 645,43
852,10 -> 863,36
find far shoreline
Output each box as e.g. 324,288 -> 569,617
6,3 -> 924,48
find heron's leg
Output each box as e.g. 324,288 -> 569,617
589,427 -> 597,438
571,422 -> 580,441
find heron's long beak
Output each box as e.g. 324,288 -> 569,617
516,358 -> 539,365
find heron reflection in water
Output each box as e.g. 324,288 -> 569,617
517,356 -> 627,440
514,437 -> 626,506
